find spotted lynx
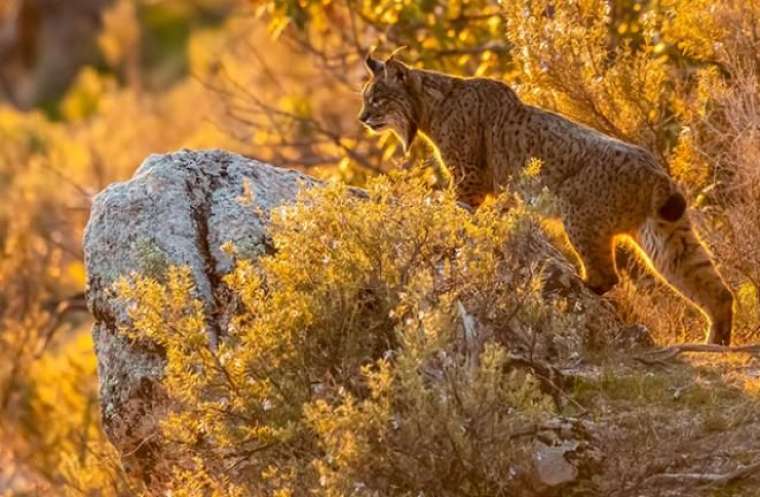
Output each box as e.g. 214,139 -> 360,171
358,52 -> 734,345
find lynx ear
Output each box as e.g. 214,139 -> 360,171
364,52 -> 384,76
383,47 -> 409,82
384,58 -> 409,83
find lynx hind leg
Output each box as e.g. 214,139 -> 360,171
636,217 -> 734,345
564,222 -> 619,295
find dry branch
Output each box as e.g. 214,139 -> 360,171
635,342 -> 760,365
646,460 -> 760,488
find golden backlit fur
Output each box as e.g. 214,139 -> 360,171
358,53 -> 734,344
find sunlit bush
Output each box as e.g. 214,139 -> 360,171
115,172 -> 584,495
4,0 -> 760,492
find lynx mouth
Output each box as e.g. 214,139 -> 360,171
366,121 -> 387,131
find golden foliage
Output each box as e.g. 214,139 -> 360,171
98,0 -> 141,70
117,172 -> 566,495
4,0 -> 760,493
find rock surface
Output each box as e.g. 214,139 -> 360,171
84,149 -> 317,480
534,441 -> 579,487
83,149 -> 632,486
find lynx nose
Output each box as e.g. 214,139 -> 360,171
358,110 -> 370,123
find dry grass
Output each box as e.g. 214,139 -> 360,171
569,349 -> 760,496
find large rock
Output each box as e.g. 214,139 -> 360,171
83,149 -> 630,486
84,149 -> 317,481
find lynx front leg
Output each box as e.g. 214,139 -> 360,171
564,221 -> 619,295
447,163 -> 488,209
455,180 -> 487,209
438,141 -> 489,208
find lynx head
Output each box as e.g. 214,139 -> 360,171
358,49 -> 421,152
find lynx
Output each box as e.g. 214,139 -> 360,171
358,52 -> 734,345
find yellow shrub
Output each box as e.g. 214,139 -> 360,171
116,170 -> 576,495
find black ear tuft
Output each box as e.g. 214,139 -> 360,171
364,53 -> 384,76
387,46 -> 408,62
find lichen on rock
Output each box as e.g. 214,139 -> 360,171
84,149 -> 316,481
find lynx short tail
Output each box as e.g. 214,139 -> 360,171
652,176 -> 687,222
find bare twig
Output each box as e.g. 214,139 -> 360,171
34,292 -> 88,357
636,343 -> 760,365
505,353 -> 588,415
646,460 -> 760,487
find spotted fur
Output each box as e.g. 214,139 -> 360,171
358,53 -> 734,345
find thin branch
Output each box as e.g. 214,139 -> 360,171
636,343 -> 760,365
428,42 -> 510,57
646,460 -> 760,487
34,292 -> 88,357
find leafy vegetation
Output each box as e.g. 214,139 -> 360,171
2,0 -> 760,495
116,175 -> 568,496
